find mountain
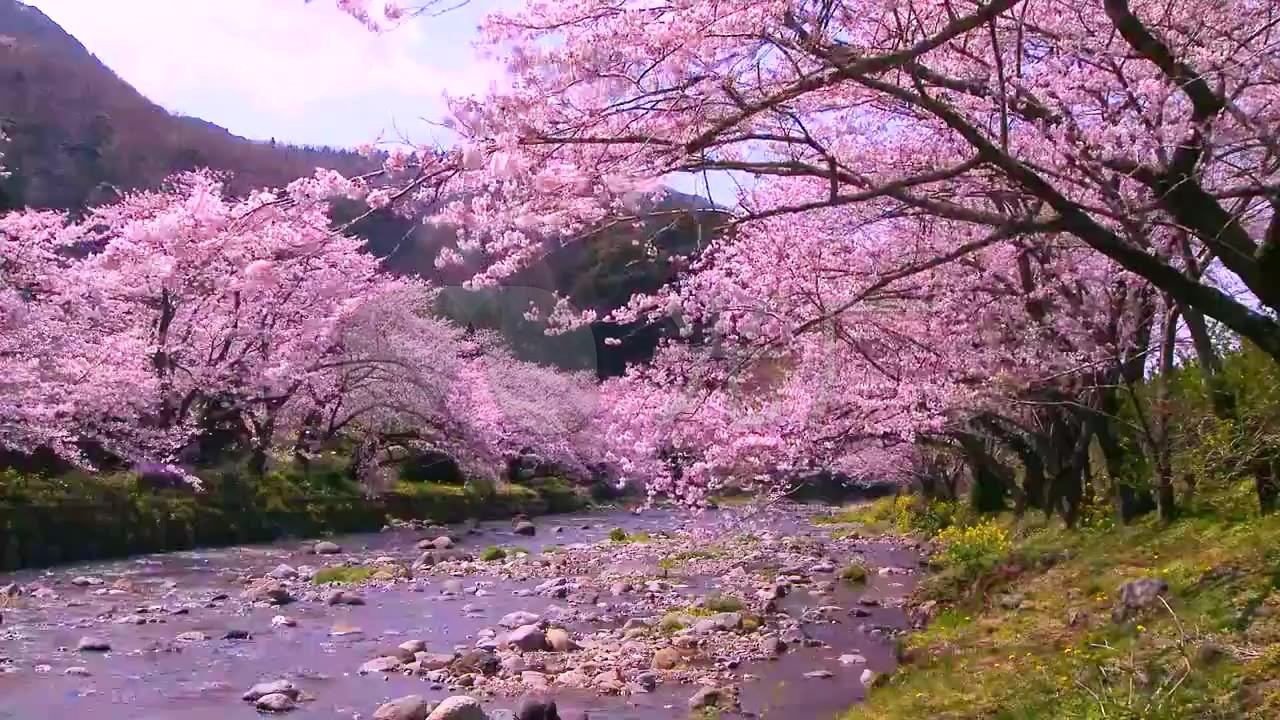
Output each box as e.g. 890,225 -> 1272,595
0,0 -> 372,211
0,0 -> 726,376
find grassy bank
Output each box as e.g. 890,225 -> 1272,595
829,492 -> 1280,720
0,462 -> 586,571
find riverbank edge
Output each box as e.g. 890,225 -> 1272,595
0,468 -> 595,572
823,494 -> 1280,720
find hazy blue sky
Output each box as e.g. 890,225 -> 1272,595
27,0 -> 742,203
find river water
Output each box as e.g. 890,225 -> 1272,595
0,506 -> 918,719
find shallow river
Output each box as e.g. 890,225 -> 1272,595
0,506 -> 918,719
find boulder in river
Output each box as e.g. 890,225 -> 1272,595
359,656 -> 404,674
515,694 -> 560,720
313,541 -> 342,554
375,695 -> 436,720
426,695 -> 487,720
513,521 -> 536,536
76,636 -> 110,652
325,589 -> 366,606
450,649 -> 500,676
431,536 -> 454,550
688,686 -> 735,712
255,693 -> 297,712
500,611 -> 542,628
242,679 -> 299,701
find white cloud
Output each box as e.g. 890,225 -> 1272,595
27,0 -> 506,145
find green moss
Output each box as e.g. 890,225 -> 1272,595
608,527 -> 628,542
509,546 -> 531,555
839,563 -> 868,584
479,546 -> 507,562
312,566 -> 376,585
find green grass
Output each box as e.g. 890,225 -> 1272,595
479,546 -> 507,562
607,528 -> 652,544
843,491 -> 1280,720
312,566 -> 376,585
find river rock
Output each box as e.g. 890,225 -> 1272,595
507,624 -> 547,651
500,611 -> 542,628
242,680 -> 299,701
426,695 -> 487,720
256,693 -> 296,712
313,541 -> 341,554
64,666 -> 91,676
267,564 -> 299,580
413,552 -> 437,570
243,580 -> 295,605
360,656 -> 404,674
688,686 -> 731,712
860,669 -> 879,686
399,639 -> 427,653
515,694 -> 559,720
271,615 -> 297,628
419,653 -> 456,670
545,628 -> 577,652
325,589 -> 366,606
175,631 -> 208,642
805,669 -> 834,679
451,649 -> 500,676
376,695 -> 436,720
70,576 -> 103,587
761,636 -> 786,657
431,536 -> 454,550
76,636 -> 110,652
634,671 -> 658,692
652,647 -> 682,670
223,629 -> 252,640
442,579 -> 464,595
513,521 -> 536,536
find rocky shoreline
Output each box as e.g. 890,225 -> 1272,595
0,506 -> 923,719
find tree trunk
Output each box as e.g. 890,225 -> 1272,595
1255,458 -> 1279,515
1152,305 -> 1179,523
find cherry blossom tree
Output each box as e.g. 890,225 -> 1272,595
324,0 -> 1279,510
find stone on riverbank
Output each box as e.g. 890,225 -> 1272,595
426,696 -> 487,720
506,624 -> 547,651
513,521 -> 536,536
313,541 -> 342,554
545,627 -> 577,652
242,580 -> 295,605
325,589 -> 366,606
375,695 -> 436,720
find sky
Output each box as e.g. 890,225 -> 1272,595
27,0 -> 742,204
28,0 -> 509,148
